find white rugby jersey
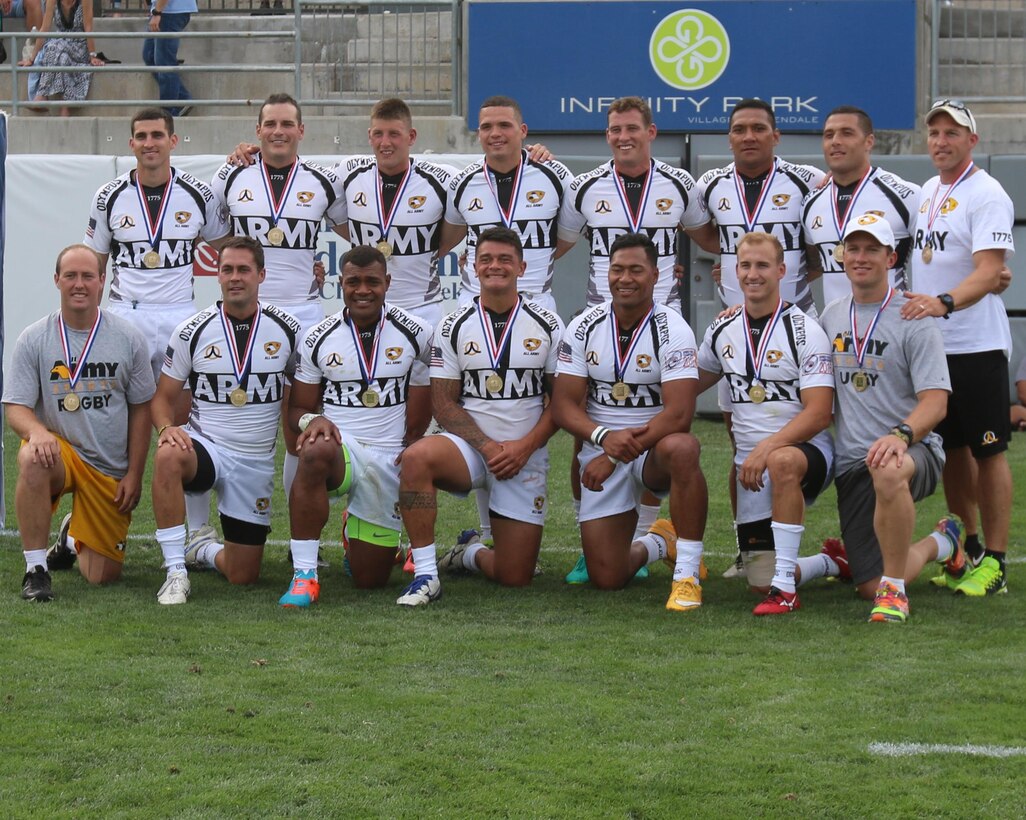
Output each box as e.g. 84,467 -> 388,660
558,159 -> 710,307
85,169 -> 228,305
337,156 -> 456,310
910,169 -> 1015,356
432,297 -> 562,442
698,158 -> 824,311
445,150 -> 570,299
557,302 -> 698,428
802,167 -> 920,304
295,303 -> 432,449
163,301 -> 300,454
697,303 -> 834,458
210,155 -> 347,305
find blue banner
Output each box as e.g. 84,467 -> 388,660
467,1 -> 916,132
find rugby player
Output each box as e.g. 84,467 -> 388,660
552,233 -> 708,610
150,237 -> 300,604
278,245 -> 432,606
397,227 -> 563,604
4,245 -> 154,600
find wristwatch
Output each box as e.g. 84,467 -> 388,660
890,423 -> 914,445
937,293 -> 955,318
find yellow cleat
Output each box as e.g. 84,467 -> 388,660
666,577 -> 702,612
654,518 -> 707,581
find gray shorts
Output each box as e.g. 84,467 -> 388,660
835,441 -> 944,585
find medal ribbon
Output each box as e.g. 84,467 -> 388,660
610,305 -> 655,383
483,152 -> 524,229
742,300 -> 785,384
219,302 -> 262,388
830,166 -> 874,239
58,312 -> 102,392
375,161 -> 415,239
259,159 -> 299,230
925,161 -> 975,243
733,159 -> 777,232
348,307 -> 386,386
477,296 -> 522,373
849,288 -> 894,370
612,159 -> 654,233
133,169 -> 176,250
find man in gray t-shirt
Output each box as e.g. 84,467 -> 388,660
3,245 -> 155,601
804,215 -> 965,624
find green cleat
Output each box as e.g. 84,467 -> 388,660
565,553 -> 589,584
954,556 -> 1007,597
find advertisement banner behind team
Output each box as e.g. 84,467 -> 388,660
466,0 -> 916,132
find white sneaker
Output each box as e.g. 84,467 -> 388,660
396,575 -> 442,607
184,525 -> 218,569
157,571 -> 191,605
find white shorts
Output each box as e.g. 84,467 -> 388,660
107,301 -> 195,382
403,302 -> 443,388
578,442 -> 668,523
441,432 -> 549,525
185,429 -> 275,526
342,437 -> 403,532
734,438 -> 834,525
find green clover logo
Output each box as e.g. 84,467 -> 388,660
650,9 -> 730,91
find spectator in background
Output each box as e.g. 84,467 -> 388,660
1,0 -> 43,34
1011,356 -> 1026,431
143,0 -> 195,117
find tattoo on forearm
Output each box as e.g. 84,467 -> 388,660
399,491 -> 437,511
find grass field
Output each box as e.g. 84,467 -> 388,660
2,420 -> 1025,818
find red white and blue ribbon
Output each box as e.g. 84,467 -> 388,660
612,159 -> 654,234
375,161 -> 414,239
219,302 -> 261,387
348,307 -> 386,386
925,161 -> 975,243
484,152 -> 524,229
610,304 -> 655,383
259,159 -> 299,230
477,295 -> 522,373
742,299 -> 784,384
58,312 -> 102,391
134,169 -> 176,249
830,166 -> 874,239
849,288 -> 894,369
733,158 -> 777,231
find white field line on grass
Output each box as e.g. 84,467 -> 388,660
869,742 -> 1026,758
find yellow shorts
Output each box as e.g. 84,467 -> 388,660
42,437 -> 131,563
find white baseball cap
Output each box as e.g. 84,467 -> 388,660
926,99 -> 978,134
842,213 -> 896,248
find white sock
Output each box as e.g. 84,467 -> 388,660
156,524 -> 187,574
283,453 -> 299,500
185,491 -> 210,532
770,521 -> 803,593
881,575 -> 906,594
572,498 -> 581,523
636,533 -> 668,565
475,490 -> 492,540
25,549 -> 48,572
931,531 -> 953,562
290,539 -> 320,573
196,541 -> 224,571
796,554 -> 837,586
673,539 -> 704,582
463,541 -> 486,572
633,503 -> 660,540
411,544 -> 438,578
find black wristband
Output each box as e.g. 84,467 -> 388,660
890,423 -> 914,445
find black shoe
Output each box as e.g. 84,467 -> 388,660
22,566 -> 54,601
46,513 -> 77,571
177,105 -> 193,118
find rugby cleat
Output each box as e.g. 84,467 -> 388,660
157,571 -> 191,606
21,565 -> 53,602
929,514 -> 969,590
753,586 -> 800,616
658,523 -> 708,582
954,556 -> 1007,597
868,581 -> 909,623
46,513 -> 77,571
820,538 -> 852,582
278,570 -> 320,608
183,524 -> 218,569
565,553 -> 589,584
722,549 -> 746,579
396,575 -> 442,607
665,577 -> 702,612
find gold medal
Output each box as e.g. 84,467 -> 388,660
267,226 -> 285,247
485,373 -> 504,393
376,240 -> 393,259
852,371 -> 870,392
750,384 -> 767,404
229,387 -> 248,407
63,392 -> 81,412
832,243 -> 845,264
611,381 -> 631,401
921,245 -> 933,264
143,250 -> 161,269
361,388 -> 380,408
